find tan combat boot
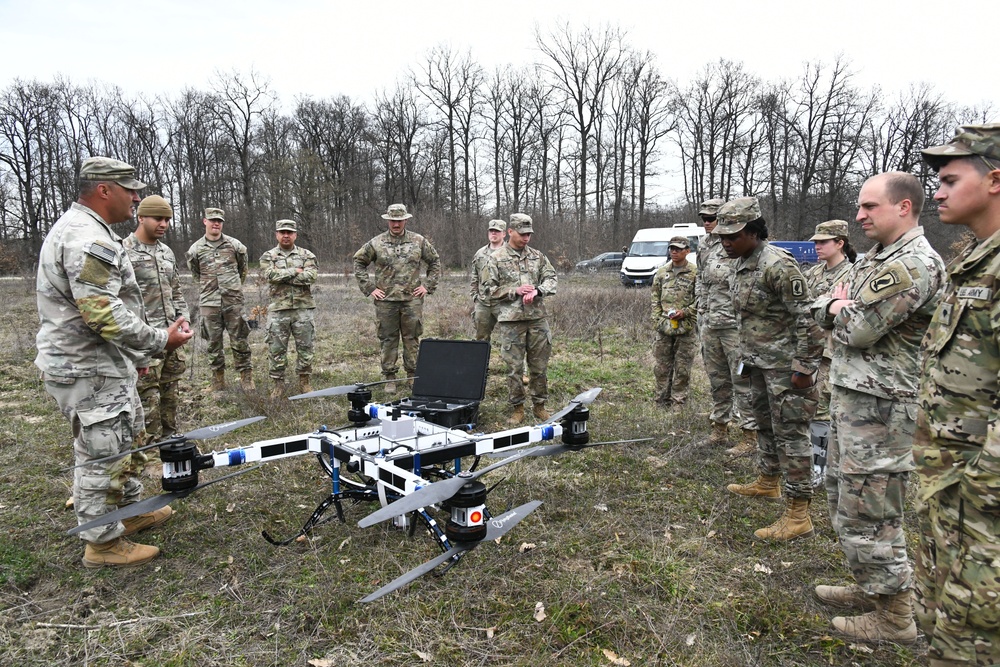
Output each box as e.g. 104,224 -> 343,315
533,403 -> 550,421
83,537 -> 160,568
508,404 -> 525,425
383,374 -> 397,395
814,583 -> 877,611
122,505 -> 174,537
753,497 -> 814,541
832,590 -> 918,644
707,422 -> 731,447
727,474 -> 782,499
240,369 -> 256,391
270,378 -> 285,400
211,368 -> 226,391
298,374 -> 312,395
725,429 -> 757,456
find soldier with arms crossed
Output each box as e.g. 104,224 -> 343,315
916,124 -> 1000,666
811,173 -> 944,643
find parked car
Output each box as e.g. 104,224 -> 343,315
575,251 -> 626,273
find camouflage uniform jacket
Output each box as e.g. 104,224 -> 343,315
915,229 -> 1000,508
122,233 -> 189,328
813,226 -> 944,401
696,233 -> 738,329
353,230 -> 441,301
259,245 -> 318,311
470,243 -> 500,302
651,261 -> 698,336
35,202 -> 168,379
481,244 -> 558,322
186,234 -> 248,307
804,257 -> 853,360
732,241 -> 823,373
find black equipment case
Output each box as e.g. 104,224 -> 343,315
389,339 -> 490,428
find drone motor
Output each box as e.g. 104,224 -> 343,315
347,388 -> 374,424
159,441 -> 203,492
443,476 -> 488,543
561,406 -> 591,447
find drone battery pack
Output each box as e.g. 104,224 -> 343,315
390,338 -> 490,428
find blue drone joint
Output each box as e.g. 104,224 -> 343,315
454,457 -> 461,474
541,425 -> 555,441
228,449 -> 246,466
413,450 -> 421,478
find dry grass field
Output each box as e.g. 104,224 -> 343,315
0,272 -> 926,666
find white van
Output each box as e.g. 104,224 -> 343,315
619,223 -> 706,287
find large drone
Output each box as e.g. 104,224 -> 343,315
67,381 -> 644,601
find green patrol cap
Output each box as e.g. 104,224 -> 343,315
714,197 -> 761,234
509,213 -> 534,234
922,124 -> 1000,167
275,219 -> 297,232
810,219 -> 848,241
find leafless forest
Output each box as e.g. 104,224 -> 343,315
0,24 -> 993,272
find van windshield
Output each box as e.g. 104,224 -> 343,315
628,237 -> 700,257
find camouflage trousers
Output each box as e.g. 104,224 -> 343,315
473,301 -> 501,341
914,483 -> 1000,666
498,318 -> 551,406
701,326 -> 756,428
137,347 -> 186,446
42,373 -> 145,544
825,387 -> 913,595
200,305 -> 252,372
375,299 -> 423,377
815,356 -> 833,422
653,331 -> 696,404
748,366 -> 817,499
266,308 -> 315,379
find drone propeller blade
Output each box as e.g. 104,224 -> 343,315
61,415 -> 266,472
66,464 -> 263,535
357,448 -> 538,528
545,387 -> 602,423
487,437 -> 654,459
359,545 -> 465,603
288,377 -> 417,401
359,500 -> 542,603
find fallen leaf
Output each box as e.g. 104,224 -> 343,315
848,644 -> 874,654
486,626 -> 496,639
781,561 -> 793,568
753,563 -> 772,574
601,648 -> 631,666
295,535 -> 308,543
706,530 -> 717,539
533,601 -> 547,622
685,633 -> 697,646
519,542 -> 536,553
307,659 -> 333,667
226,502 -> 236,513
415,651 -> 432,662
338,537 -> 351,550
594,503 -> 609,512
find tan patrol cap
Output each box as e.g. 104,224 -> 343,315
668,236 -> 690,249
205,207 -> 225,221
79,157 -> 146,190
699,198 -> 725,216
922,124 -> 1000,167
382,203 -> 412,220
488,219 -> 507,232
714,197 -> 761,234
509,213 -> 533,234
810,220 -> 848,241
136,195 -> 173,218
275,219 -> 297,232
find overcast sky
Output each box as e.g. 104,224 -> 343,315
0,0 -> 994,201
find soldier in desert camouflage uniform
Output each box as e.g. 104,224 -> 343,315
696,198 -> 758,452
481,213 -> 558,424
470,219 -> 508,341
122,195 -> 189,452
914,124 -> 1000,666
259,219 -> 318,399
719,197 -> 824,542
186,207 -> 254,391
651,236 -> 698,407
36,158 -> 192,568
353,204 -> 441,394
803,220 -> 856,486
811,172 -> 944,643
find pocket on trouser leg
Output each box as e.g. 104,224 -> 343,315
778,385 -> 818,425
938,543 -> 1000,633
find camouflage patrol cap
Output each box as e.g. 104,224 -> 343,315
275,219 -> 297,232
509,213 -> 534,234
699,198 -> 725,216
382,203 -> 412,220
79,157 -> 146,190
668,236 -> 690,249
810,219 -> 849,241
136,195 -> 173,218
205,207 -> 225,221
922,124 -> 1000,167
714,197 -> 761,234
488,219 -> 507,232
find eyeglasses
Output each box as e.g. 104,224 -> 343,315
700,216 -> 717,223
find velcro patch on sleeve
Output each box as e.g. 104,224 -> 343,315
79,241 -> 118,287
